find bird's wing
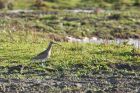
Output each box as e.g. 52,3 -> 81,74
32,50 -> 49,60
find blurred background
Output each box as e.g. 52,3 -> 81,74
0,0 -> 139,10
0,1 -> 140,93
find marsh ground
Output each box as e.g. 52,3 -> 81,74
0,31 -> 140,93
0,10 -> 140,93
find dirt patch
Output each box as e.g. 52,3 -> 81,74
0,71 -> 140,93
108,63 -> 140,71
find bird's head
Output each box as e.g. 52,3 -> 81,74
49,41 -> 61,46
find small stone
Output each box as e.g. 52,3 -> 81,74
85,89 -> 92,93
75,83 -> 82,88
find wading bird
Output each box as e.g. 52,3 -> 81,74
32,41 -> 61,66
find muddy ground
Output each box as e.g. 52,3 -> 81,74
0,11 -> 140,93
0,69 -> 140,93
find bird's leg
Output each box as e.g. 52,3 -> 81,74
41,61 -> 46,67
41,62 -> 44,66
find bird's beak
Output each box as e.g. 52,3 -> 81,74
53,42 -> 61,46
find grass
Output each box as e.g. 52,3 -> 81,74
12,0 -> 36,9
0,30 -> 140,79
2,0 -> 139,10
0,10 -> 140,92
0,7 -> 140,78
0,8 -> 140,39
0,2 -> 140,92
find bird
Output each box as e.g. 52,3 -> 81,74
31,41 -> 61,66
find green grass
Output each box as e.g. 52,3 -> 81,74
4,0 -> 140,9
13,0 -> 35,9
0,31 -> 140,79
0,8 -> 140,79
0,9 -> 140,39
